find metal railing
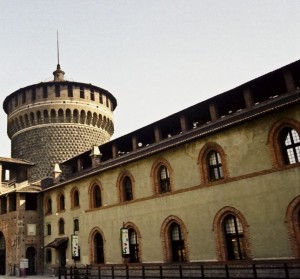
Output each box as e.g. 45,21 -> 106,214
58,260 -> 300,279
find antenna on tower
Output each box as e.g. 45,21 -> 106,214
57,30 -> 60,67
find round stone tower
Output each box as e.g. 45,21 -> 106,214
3,64 -> 117,181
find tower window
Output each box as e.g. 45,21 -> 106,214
43,86 -> 48,98
68,85 -> 73,97
32,88 -> 36,101
99,94 -> 103,104
80,87 -> 85,99
22,91 -> 26,103
55,84 -> 60,97
90,89 -> 95,101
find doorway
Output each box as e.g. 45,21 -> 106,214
26,247 -> 36,275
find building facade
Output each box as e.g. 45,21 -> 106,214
0,60 -> 299,275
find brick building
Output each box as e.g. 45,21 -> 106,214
0,60 -> 299,275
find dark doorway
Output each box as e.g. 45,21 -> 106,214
0,232 -> 6,275
59,243 -> 67,267
26,247 -> 36,275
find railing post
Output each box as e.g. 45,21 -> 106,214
86,265 -> 89,279
179,265 -> 183,279
200,265 -> 205,278
225,264 -> 229,278
58,267 -> 61,279
284,263 -> 290,279
112,266 -> 115,279
159,265 -> 163,279
252,263 -> 257,278
142,265 -> 145,279
64,267 -> 67,279
98,266 -> 101,279
126,265 -> 129,279
70,266 -> 73,279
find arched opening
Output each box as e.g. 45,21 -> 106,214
223,214 -> 246,260
128,228 -> 139,263
0,232 -> 6,275
26,247 -> 36,275
93,232 -> 104,263
169,223 -> 186,262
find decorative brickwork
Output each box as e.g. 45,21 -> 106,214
150,158 -> 174,195
285,195 -> 300,259
212,206 -> 252,261
123,221 -> 142,263
267,118 -> 300,168
88,227 -> 106,264
160,215 -> 189,263
198,142 -> 228,184
116,170 -> 135,203
11,125 -> 110,181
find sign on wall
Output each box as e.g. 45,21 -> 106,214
120,228 -> 130,256
71,234 -> 79,259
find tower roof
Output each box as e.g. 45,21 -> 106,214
53,64 -> 65,81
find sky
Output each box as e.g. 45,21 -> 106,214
0,0 -> 299,158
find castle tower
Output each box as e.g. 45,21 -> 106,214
3,64 -> 117,181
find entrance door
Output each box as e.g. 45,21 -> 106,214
59,244 -> 67,267
26,247 -> 36,275
0,233 -> 5,275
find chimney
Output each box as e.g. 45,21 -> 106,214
53,163 -> 62,183
90,146 -> 102,168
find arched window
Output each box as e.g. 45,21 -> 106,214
91,184 -> 102,208
286,196 -> 300,258
58,218 -> 65,235
207,150 -> 224,181
47,224 -> 51,235
169,223 -> 186,262
280,128 -> 300,164
128,229 -> 139,263
74,219 -> 79,232
93,232 -> 104,263
158,165 -> 170,193
71,189 -> 80,208
213,207 -> 251,261
223,214 -> 245,260
45,198 -> 52,214
123,176 -> 133,201
58,194 -> 65,211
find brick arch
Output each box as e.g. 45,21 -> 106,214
88,227 -> 106,264
212,206 -> 252,261
123,221 -> 143,263
285,195 -> 300,258
116,170 -> 135,202
88,179 -> 103,208
44,195 -> 52,215
56,191 -> 65,212
150,158 -> 174,195
267,118 -> 300,167
70,186 -> 80,209
198,142 -> 228,184
160,215 -> 189,263
36,110 -> 42,124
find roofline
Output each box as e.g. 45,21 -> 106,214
42,90 -> 300,192
3,80 -> 117,113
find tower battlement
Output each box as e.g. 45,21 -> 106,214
3,66 -> 117,181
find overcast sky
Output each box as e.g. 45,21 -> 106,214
0,0 -> 299,158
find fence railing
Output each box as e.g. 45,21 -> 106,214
58,261 -> 300,279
